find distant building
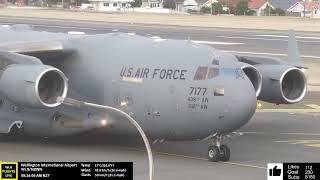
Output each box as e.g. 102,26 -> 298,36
287,1 -> 320,17
139,0 -> 180,13
16,0 -> 24,6
270,0 -> 299,10
175,0 -> 185,11
219,0 -> 240,8
141,0 -> 163,8
0,0 -> 6,6
175,0 -> 217,12
89,0 -> 134,11
248,0 -> 275,16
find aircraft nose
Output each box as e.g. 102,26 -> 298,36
225,79 -> 257,132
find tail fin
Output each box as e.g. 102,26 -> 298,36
287,30 -> 305,68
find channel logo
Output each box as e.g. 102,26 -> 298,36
0,162 -> 18,180
268,163 -> 283,180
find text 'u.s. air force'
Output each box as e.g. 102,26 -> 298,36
120,67 -> 188,80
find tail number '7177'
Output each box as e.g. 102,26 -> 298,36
189,87 -> 207,96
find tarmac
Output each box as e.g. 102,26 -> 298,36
2,8 -> 320,32
0,113 -> 319,180
0,17 -> 319,180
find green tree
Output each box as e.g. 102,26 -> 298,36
271,8 -> 285,16
235,0 -> 248,15
227,6 -> 235,14
212,2 -> 223,14
74,0 -> 88,3
200,2 -> 222,14
200,6 -> 211,14
129,0 -> 142,7
163,0 -> 176,9
6,0 -> 15,4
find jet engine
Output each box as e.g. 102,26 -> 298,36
255,65 -> 307,104
0,64 -> 68,108
241,64 -> 262,97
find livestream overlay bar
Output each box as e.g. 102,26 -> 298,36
268,163 -> 320,180
0,162 -> 133,180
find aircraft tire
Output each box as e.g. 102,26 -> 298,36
208,145 -> 220,162
219,145 -> 230,162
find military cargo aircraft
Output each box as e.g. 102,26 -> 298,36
0,25 -> 306,162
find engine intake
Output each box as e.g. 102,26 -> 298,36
0,64 -> 68,108
241,65 -> 262,97
256,65 -> 307,104
281,68 -> 306,103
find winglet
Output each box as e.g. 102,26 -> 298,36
287,30 -> 306,68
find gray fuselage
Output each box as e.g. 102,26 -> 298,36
0,30 -> 257,140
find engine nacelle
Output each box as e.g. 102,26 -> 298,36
0,64 -> 68,108
241,64 -> 262,97
255,65 -> 307,104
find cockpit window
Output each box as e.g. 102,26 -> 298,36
212,59 -> 219,65
207,67 -> 219,79
193,66 -> 208,80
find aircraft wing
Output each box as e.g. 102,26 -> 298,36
233,30 -> 308,104
0,40 -> 73,63
1,41 -> 64,54
234,30 -> 306,69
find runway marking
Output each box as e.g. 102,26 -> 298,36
275,140 -> 320,148
279,133 -> 320,136
218,35 -> 287,41
241,131 -> 264,134
217,35 -> 320,43
154,151 -> 267,170
222,162 -> 266,169
306,104 -> 320,109
305,144 -> 320,148
254,34 -> 320,40
117,146 -> 266,169
276,140 -> 320,143
191,40 -> 243,45
223,50 -> 320,59
257,109 -> 320,113
153,151 -> 208,161
150,36 -> 161,39
1,21 -> 98,30
19,23 -> 97,30
241,132 -> 320,136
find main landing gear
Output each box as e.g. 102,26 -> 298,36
205,134 -> 237,162
208,144 -> 230,162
